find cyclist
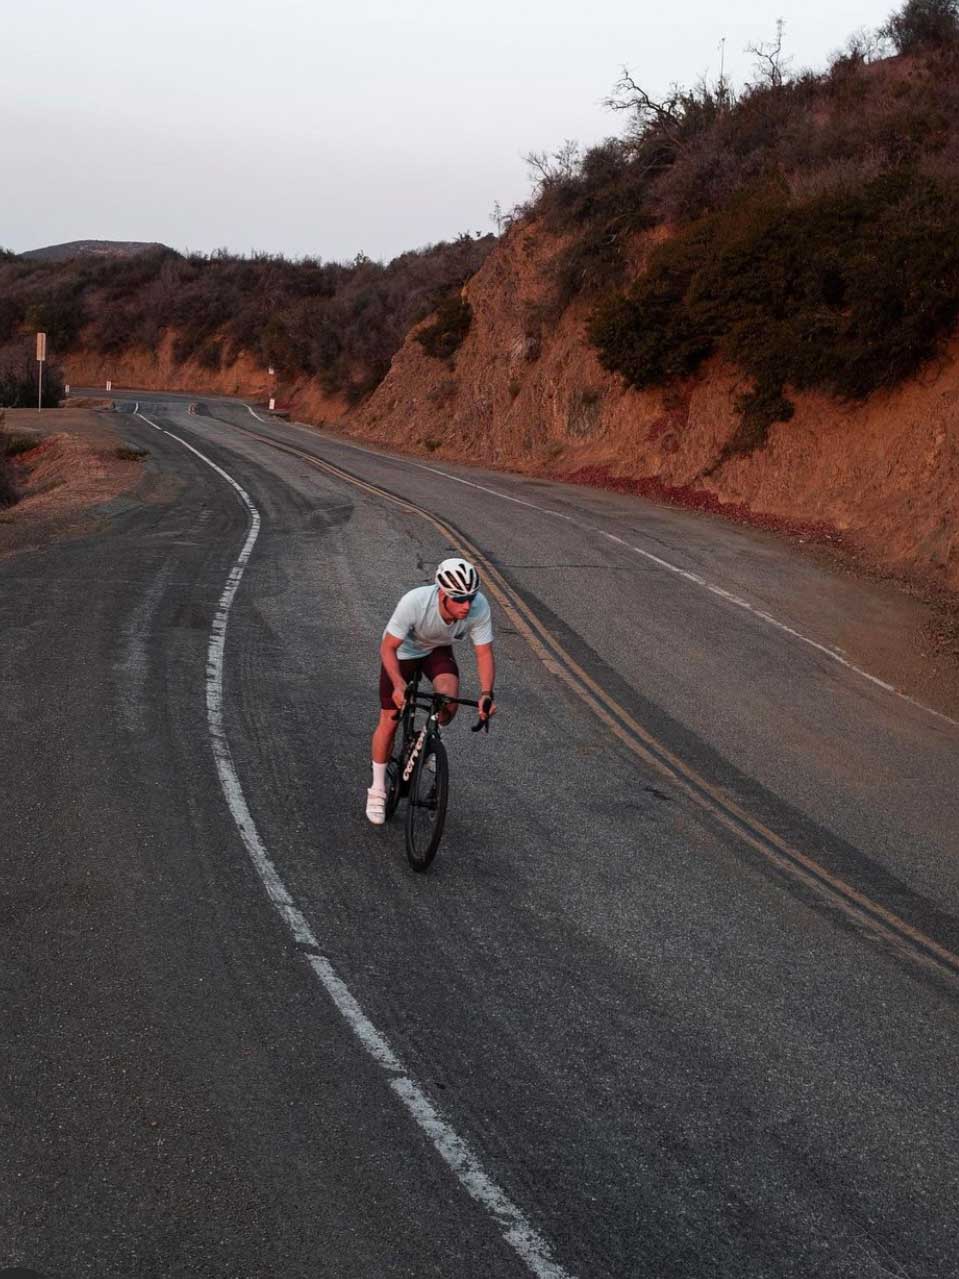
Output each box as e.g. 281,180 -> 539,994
366,557 -> 496,824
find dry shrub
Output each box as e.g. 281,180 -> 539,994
0,339 -> 65,408
416,296 -> 473,361
0,235 -> 497,405
197,340 -> 223,371
880,0 -> 959,53
0,410 -> 19,508
426,378 -> 457,406
590,170 -> 959,452
566,388 -> 604,438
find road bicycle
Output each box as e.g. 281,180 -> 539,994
384,672 -> 489,871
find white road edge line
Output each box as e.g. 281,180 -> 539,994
133,410 -> 575,1279
273,424 -> 958,733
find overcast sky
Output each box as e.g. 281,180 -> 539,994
2,0 -> 896,264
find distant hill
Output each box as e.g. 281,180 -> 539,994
20,239 -> 171,262
0,232 -> 496,406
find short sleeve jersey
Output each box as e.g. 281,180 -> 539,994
384,585 -> 493,660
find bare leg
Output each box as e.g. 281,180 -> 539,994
431,671 -> 460,725
372,709 -> 401,765
371,669 -> 459,764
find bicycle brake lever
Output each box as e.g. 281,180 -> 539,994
471,717 -> 490,733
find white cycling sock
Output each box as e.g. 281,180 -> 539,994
371,761 -> 387,793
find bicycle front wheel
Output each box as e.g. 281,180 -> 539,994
405,736 -> 449,872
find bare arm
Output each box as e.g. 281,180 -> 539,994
380,633 -> 407,710
474,642 -> 496,719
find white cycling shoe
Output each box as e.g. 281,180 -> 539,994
366,787 -> 387,825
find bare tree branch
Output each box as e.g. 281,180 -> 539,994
605,70 -> 692,154
746,18 -> 792,88
523,140 -> 580,196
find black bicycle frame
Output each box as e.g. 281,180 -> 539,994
393,673 -> 484,740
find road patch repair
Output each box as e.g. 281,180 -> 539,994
0,406 -> 150,557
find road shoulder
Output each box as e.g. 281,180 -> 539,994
0,405 -> 170,558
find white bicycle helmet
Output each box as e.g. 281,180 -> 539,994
435,557 -> 480,597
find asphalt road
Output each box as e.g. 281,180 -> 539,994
3,395 -> 959,1278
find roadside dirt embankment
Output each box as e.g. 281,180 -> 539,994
0,408 -> 148,557
348,219 -> 959,595
56,219 -> 959,596
65,333 -> 270,400
64,332 -> 348,423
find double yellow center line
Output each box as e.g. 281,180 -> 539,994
243,424 -> 959,992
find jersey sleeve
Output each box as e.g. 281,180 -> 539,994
384,591 -> 415,641
467,593 -> 494,646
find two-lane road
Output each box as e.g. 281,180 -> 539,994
3,394 -> 958,1278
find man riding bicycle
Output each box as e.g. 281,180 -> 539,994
366,557 -> 496,824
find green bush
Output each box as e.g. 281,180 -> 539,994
0,234 -> 496,405
525,26 -> 959,290
2,430 -> 40,457
415,296 -> 473,360
197,340 -> 223,371
0,411 -> 21,508
0,454 -> 16,508
549,224 -> 633,310
589,170 -> 959,450
346,360 -> 391,404
0,341 -> 66,409
528,140 -> 658,305
91,302 -> 138,354
0,297 -> 24,343
24,287 -> 86,348
172,332 -> 199,365
587,217 -> 720,385
880,0 -> 959,53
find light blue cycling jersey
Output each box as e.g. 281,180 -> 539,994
384,585 -> 493,660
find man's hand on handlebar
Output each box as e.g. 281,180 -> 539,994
470,690 -> 496,733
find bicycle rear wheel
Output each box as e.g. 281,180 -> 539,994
405,736 -> 448,872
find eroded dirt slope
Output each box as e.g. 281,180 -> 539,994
349,219 -> 959,593
54,217 -> 959,595
0,408 -> 153,558
64,334 -> 348,423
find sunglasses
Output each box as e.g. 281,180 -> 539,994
446,591 -> 477,603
